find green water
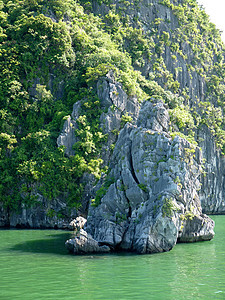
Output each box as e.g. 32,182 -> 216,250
0,216 -> 224,300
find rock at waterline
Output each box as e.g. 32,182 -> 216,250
65,229 -> 110,254
66,100 -> 215,254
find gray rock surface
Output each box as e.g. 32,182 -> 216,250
178,214 -> 215,243
65,229 -> 110,254
57,101 -> 81,156
68,100 -> 214,254
92,0 -> 207,103
98,71 -> 140,166
0,206 -> 8,227
198,126 -> 225,214
57,71 -> 141,219
1,194 -> 77,229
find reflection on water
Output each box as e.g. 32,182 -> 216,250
9,232 -> 74,255
0,216 -> 224,300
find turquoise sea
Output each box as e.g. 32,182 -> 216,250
0,215 -> 224,299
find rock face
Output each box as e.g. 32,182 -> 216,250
68,100 -> 214,254
91,0 -> 225,214
198,126 -> 225,214
57,71 -> 140,166
0,195 -> 77,229
98,71 -> 140,166
57,101 -> 81,156
178,214 -> 215,243
57,71 -> 141,216
92,0 -> 207,103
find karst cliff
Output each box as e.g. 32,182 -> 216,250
0,0 -> 224,253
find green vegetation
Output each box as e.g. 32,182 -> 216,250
120,112 -> 133,128
180,211 -> 195,221
1,0 -> 225,214
0,0 -> 145,213
162,197 -> 176,218
138,183 -> 148,192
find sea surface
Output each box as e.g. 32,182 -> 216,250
0,215 -> 224,300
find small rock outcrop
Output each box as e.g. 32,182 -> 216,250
66,217 -> 110,253
178,214 -> 215,243
67,100 -> 215,254
65,229 -> 110,254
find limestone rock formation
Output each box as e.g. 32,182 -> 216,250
92,0 -> 207,102
0,71 -> 140,229
91,0 -> 225,214
178,214 -> 215,243
57,71 -> 141,216
1,0 -> 224,232
67,100 -> 215,254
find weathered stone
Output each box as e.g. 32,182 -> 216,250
198,125 -> 225,214
97,72 -> 140,167
178,214 -> 215,242
137,100 -> 170,132
57,71 -> 140,167
57,101 -> 81,156
0,206 -> 9,227
81,99 -> 214,254
65,229 -> 110,254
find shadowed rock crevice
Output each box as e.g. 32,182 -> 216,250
129,145 -> 140,186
